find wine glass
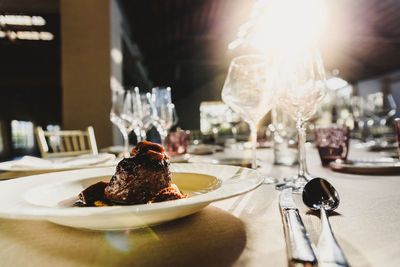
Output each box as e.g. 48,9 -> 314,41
139,92 -> 158,140
221,54 -> 275,169
152,87 -> 174,146
367,92 -> 397,127
110,87 -> 142,157
169,103 -> 179,129
272,48 -> 326,192
350,96 -> 366,139
226,108 -> 241,142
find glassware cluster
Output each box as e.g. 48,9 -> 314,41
110,86 -> 178,157
221,48 -> 327,192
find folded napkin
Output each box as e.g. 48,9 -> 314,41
9,153 -> 117,170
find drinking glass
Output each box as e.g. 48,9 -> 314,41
152,87 -> 173,146
221,55 -> 275,169
165,130 -> 189,156
395,118 -> 400,159
139,92 -> 157,140
271,107 -> 298,166
273,48 -> 326,192
170,103 -> 179,128
350,96 -> 367,140
315,125 -> 350,166
226,108 -> 242,142
110,87 -> 142,157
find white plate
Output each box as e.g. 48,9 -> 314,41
0,163 -> 263,230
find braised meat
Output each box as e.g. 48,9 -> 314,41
104,141 -> 171,204
150,187 -> 188,203
78,181 -> 108,206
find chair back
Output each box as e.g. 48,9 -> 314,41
35,126 -> 98,158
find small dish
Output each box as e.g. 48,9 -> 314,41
187,145 -> 214,155
329,158 -> 400,175
368,142 -> 398,152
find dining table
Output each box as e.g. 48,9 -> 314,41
0,142 -> 399,267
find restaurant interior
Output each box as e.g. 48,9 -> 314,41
0,0 -> 400,266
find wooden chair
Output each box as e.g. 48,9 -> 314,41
35,126 -> 98,158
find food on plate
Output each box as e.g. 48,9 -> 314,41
76,141 -> 187,207
78,181 -> 109,206
150,186 -> 188,203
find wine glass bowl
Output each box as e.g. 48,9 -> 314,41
110,87 -> 142,157
139,92 -> 157,140
273,51 -> 326,122
152,87 -> 174,145
222,55 -> 274,124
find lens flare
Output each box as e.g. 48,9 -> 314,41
251,0 -> 327,53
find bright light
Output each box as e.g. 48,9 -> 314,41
111,48 -> 123,64
252,0 -> 327,52
110,76 -> 123,92
0,15 -> 46,26
11,120 -> 35,149
0,30 -> 53,41
229,0 -> 328,53
39,32 -> 54,40
326,77 -> 348,90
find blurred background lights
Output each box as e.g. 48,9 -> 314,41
0,30 -> 54,41
111,48 -> 123,64
0,15 -> 46,26
326,77 -> 348,90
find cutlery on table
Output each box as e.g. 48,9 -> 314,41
279,188 -> 317,266
302,178 -> 349,267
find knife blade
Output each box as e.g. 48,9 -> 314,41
279,188 -> 317,265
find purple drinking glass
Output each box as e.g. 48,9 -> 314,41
315,125 -> 350,166
395,118 -> 400,159
165,130 -> 189,156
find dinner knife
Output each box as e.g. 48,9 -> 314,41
279,188 -> 317,266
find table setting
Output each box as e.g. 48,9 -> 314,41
1,25 -> 400,267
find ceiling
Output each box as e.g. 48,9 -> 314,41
2,0 -> 400,85
119,0 -> 400,85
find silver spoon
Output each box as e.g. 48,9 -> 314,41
302,178 -> 349,267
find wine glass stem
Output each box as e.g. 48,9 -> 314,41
249,122 -> 257,169
296,120 -> 309,179
232,126 -> 237,141
122,132 -> 130,158
160,129 -> 168,147
141,129 -> 147,141
134,129 -> 142,143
